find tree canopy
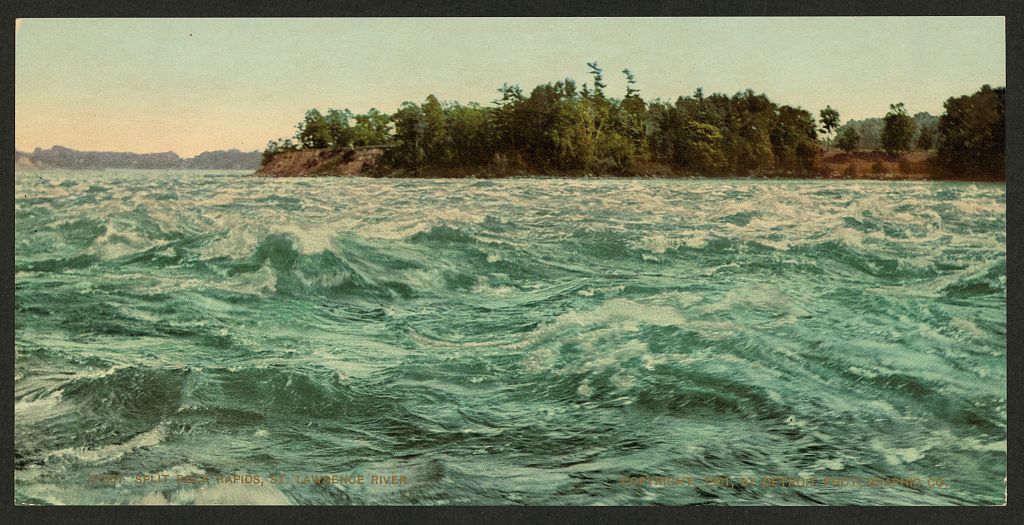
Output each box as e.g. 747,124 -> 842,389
264,64 -> 823,176
937,84 -> 1005,177
263,67 -> 1004,179
835,126 -> 861,153
882,103 -> 916,155
818,106 -> 840,146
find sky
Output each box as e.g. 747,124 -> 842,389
15,17 -> 1006,157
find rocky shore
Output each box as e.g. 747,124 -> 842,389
254,147 -> 1003,182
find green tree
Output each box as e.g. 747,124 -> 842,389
818,106 -> 840,146
915,125 -> 935,151
912,112 -> 940,147
678,120 -> 728,173
586,61 -> 606,98
773,105 -> 820,172
619,69 -> 647,155
835,126 -> 861,153
446,102 -> 493,166
390,102 -> 426,168
296,109 -> 331,149
725,89 -> 776,174
351,108 -> 392,146
551,93 -> 603,169
324,108 -> 354,147
937,84 -> 1005,177
519,81 -> 569,167
881,102 -> 915,155
492,83 -> 525,154
421,94 -> 451,164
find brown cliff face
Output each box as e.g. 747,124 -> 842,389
255,147 -> 384,177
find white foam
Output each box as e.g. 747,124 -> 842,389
14,390 -> 66,423
47,424 -> 165,464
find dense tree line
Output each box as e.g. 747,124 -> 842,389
264,64 -> 820,175
264,68 -> 1004,178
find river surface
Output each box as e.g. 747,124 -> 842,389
14,170 -> 1006,505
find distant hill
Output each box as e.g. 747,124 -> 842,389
15,145 -> 261,170
185,149 -> 263,169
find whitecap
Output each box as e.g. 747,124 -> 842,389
47,424 -> 166,464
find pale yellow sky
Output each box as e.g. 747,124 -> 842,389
15,17 -> 1006,157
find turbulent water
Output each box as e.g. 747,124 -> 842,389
14,170 -> 1006,505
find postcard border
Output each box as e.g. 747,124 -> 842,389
2,0 -> 1021,523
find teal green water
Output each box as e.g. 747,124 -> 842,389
15,170 -> 1006,505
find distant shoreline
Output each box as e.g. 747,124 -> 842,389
15,146 -> 261,171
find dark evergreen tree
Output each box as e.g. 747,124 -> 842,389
835,126 -> 861,153
937,84 -> 1005,177
818,106 -> 840,146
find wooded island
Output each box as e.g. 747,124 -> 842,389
258,64 -> 1005,180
